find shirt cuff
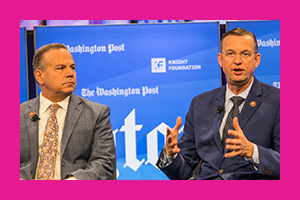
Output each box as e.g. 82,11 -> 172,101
158,149 -> 178,168
252,144 -> 259,164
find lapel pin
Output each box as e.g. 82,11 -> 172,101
250,101 -> 256,107
29,112 -> 40,122
29,112 -> 35,117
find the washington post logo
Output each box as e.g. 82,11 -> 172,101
151,58 -> 166,73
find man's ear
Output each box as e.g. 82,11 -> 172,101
34,69 -> 44,85
255,53 -> 261,68
218,52 -> 223,68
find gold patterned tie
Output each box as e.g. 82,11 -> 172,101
36,103 -> 59,180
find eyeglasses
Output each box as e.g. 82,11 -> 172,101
221,50 -> 257,60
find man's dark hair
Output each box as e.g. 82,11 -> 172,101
32,43 -> 68,73
220,28 -> 258,53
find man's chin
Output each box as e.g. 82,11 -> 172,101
231,78 -> 252,87
62,88 -> 76,96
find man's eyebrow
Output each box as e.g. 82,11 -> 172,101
55,63 -> 76,67
54,64 -> 65,68
223,49 -> 234,52
225,49 -> 252,52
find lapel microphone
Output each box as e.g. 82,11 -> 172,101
217,106 -> 225,113
31,114 -> 40,122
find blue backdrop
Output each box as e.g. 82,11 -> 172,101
34,22 -> 221,179
20,27 -> 28,104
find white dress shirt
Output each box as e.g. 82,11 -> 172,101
35,93 -> 69,180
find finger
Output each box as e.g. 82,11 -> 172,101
233,117 -> 241,132
225,143 -> 241,151
173,146 -> 181,154
225,138 -> 239,145
166,146 -> 181,156
168,141 -> 178,148
165,128 -> 178,145
224,150 -> 239,158
174,116 -> 182,131
168,138 -> 177,146
166,127 -> 175,141
227,129 -> 238,138
166,133 -> 175,145
165,117 -> 182,153
165,141 -> 181,156
166,127 -> 172,137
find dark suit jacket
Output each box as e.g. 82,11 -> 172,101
157,78 -> 280,180
20,93 -> 116,180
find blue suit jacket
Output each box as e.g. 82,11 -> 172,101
157,78 -> 280,180
20,93 -> 116,180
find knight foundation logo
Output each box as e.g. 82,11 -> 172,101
151,58 -> 166,73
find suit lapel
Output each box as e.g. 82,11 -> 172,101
61,93 -> 83,157
211,78 -> 261,154
24,96 -> 40,178
239,78 -> 262,129
213,86 -> 226,153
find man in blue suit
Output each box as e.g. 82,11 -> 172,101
156,28 -> 280,180
20,43 -> 116,180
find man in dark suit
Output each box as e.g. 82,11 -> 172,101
20,43 -> 116,180
156,28 -> 280,180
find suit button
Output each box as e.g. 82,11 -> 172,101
219,169 -> 224,174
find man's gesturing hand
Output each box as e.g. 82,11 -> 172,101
225,117 -> 254,159
164,117 -> 182,157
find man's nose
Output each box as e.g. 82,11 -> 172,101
66,67 -> 75,77
234,53 -> 242,65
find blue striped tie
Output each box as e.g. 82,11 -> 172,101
222,96 -> 245,152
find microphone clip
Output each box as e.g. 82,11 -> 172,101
217,106 -> 225,114
29,112 -> 40,122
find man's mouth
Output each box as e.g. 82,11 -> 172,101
233,68 -> 244,75
64,80 -> 75,85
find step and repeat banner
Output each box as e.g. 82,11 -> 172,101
227,20 -> 280,88
34,22 -> 221,179
20,27 -> 28,104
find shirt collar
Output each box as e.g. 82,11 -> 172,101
40,93 -> 70,114
225,77 -> 254,101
